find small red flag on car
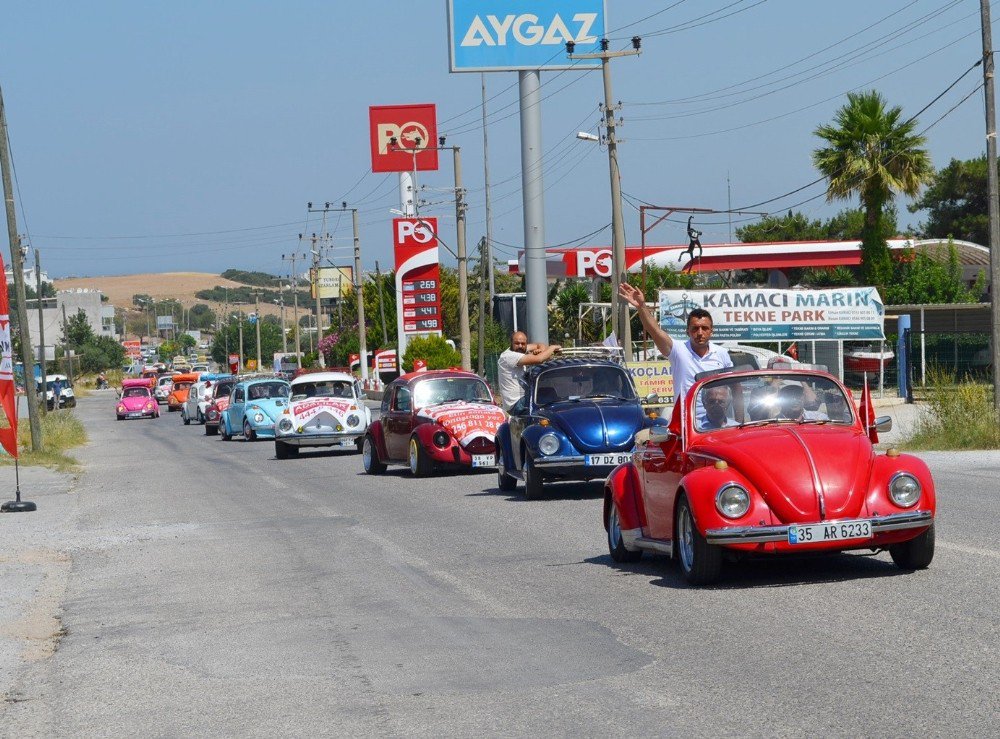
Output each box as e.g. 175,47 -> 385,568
785,342 -> 798,360
859,373 -> 878,444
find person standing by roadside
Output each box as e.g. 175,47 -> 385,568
496,331 -> 561,411
618,283 -> 731,405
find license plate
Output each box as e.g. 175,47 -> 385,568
472,454 -> 495,468
586,453 -> 632,466
788,519 -> 873,545
127,413 -> 143,418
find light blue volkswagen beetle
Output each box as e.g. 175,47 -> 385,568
220,377 -> 291,441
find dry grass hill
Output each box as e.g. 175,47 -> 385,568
53,272 -> 284,317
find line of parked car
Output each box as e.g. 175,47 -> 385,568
116,348 -> 938,585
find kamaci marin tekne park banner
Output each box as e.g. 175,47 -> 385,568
658,288 -> 886,342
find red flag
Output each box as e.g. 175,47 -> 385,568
859,373 -> 878,444
0,252 -> 19,458
785,342 -> 799,360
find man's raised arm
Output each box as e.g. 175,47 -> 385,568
618,283 -> 673,357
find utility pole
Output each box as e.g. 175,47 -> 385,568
276,286 -> 288,354
477,237 -> 487,375
333,204 -> 369,382
980,0 -> 1000,412
451,143 -> 471,370
310,233 -> 324,367
34,249 -> 46,417
61,304 -> 74,390
254,291 -> 261,371
375,260 -> 389,351
237,304 -> 244,372
569,36 -> 642,359
0,85 -> 42,449
282,250 -> 303,367
481,73 -> 495,299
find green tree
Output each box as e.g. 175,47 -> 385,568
64,309 -> 95,349
883,242 -> 984,305
79,335 -> 127,373
188,303 -> 217,331
909,155 -> 992,244
813,90 -> 933,288
401,335 -> 461,372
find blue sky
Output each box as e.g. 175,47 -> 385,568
0,1 -> 991,278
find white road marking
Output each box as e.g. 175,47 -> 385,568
938,540 -> 1000,560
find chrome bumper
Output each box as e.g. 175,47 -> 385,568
705,510 -> 933,545
532,455 -> 585,468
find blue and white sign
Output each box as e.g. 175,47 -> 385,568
659,288 -> 887,341
448,0 -> 608,72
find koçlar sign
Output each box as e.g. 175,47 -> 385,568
369,104 -> 439,173
393,218 -> 442,337
447,0 -> 608,72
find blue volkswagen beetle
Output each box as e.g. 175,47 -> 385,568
495,350 -> 664,499
220,377 -> 291,441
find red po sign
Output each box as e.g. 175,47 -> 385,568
369,104 -> 439,173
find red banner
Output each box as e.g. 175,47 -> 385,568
0,252 -> 19,457
416,402 -> 506,447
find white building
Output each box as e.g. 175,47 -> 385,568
24,289 -> 117,361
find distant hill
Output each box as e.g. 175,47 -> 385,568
51,272 -> 284,317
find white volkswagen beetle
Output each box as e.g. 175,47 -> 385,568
273,371 -> 371,459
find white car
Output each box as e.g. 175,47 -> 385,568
38,374 -> 76,409
182,375 -> 231,425
154,375 -> 174,404
273,372 -> 371,459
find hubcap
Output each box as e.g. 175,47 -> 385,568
678,504 -> 695,571
409,440 -> 419,473
363,438 -> 373,469
609,507 -> 622,549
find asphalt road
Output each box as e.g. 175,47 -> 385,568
2,392 -> 998,737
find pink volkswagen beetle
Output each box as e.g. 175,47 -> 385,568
116,378 -> 159,420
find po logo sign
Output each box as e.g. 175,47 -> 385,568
576,249 -> 613,278
395,219 -> 436,246
369,104 -> 439,173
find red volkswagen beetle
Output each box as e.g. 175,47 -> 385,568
362,369 -> 506,476
604,367 -> 936,585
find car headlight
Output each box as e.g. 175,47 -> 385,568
145,402 -> 154,410
278,418 -> 293,432
888,472 -> 921,508
117,405 -> 125,412
253,413 -> 265,423
346,414 -> 361,428
716,484 -> 751,519
538,433 -> 560,456
432,430 -> 450,448
207,409 -> 218,420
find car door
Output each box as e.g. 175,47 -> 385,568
384,386 -> 412,461
229,385 -> 247,429
506,397 -> 531,471
640,432 -> 684,540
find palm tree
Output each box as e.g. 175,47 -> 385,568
813,90 -> 933,287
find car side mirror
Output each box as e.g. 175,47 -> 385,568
648,426 -> 673,444
872,415 -> 893,433
644,392 -> 659,404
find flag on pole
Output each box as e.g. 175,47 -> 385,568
0,252 -> 19,458
860,372 -> 878,444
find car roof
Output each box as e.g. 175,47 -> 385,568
291,371 -> 354,385
394,369 -> 483,384
525,358 -> 624,379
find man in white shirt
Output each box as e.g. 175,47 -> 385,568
496,331 -> 561,411
618,283 -> 732,405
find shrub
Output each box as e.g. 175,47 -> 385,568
904,366 -> 1000,450
401,335 -> 461,372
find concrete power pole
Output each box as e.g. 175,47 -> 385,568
452,145 -> 472,371
283,251 -> 303,368
0,85 -> 42,450
477,237 -> 487,375
310,234 -> 325,368
375,261 -> 389,351
569,37 -> 642,359
341,205 -> 369,382
254,291 -> 262,371
980,0 -> 1000,412
34,249 -> 46,417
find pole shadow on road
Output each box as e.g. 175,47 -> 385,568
466,479 -> 606,503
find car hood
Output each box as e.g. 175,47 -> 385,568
416,401 -> 506,447
287,397 -> 360,424
119,396 -> 152,410
689,425 -> 873,522
245,399 -> 286,421
213,397 -> 231,412
543,400 -> 644,453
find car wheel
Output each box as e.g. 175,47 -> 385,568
197,410 -> 204,424
182,411 -> 191,426
675,493 -> 723,585
116,415 -> 124,421
205,423 -> 218,436
496,444 -> 516,492
243,419 -> 256,441
362,435 -> 386,474
220,419 -> 232,441
608,503 -> 642,563
889,522 -> 935,570
408,436 -> 433,477
523,456 -> 544,500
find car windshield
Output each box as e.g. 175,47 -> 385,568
694,374 -> 854,432
291,380 -> 355,400
533,365 -> 635,406
174,382 -> 192,391
247,381 -> 289,400
413,378 -> 491,408
123,387 -> 149,399
213,381 -> 234,398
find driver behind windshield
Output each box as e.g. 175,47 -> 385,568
699,385 -> 736,430
778,384 -> 828,421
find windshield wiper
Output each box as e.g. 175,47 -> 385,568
587,394 -> 631,401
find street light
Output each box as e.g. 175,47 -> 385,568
576,131 -> 599,142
